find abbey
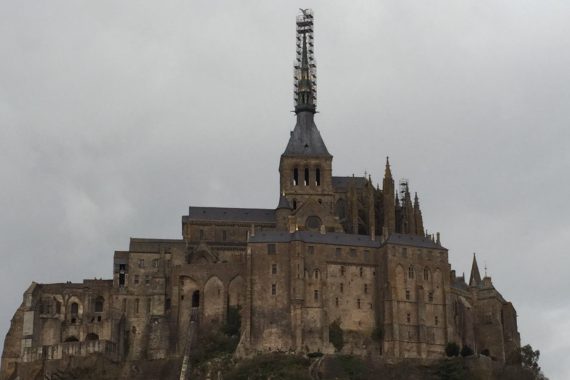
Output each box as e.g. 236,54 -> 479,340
1,10 -> 520,380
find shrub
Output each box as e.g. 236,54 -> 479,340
460,345 -> 474,357
224,353 -> 311,380
445,342 -> 460,357
436,358 -> 466,380
371,326 -> 384,343
329,319 -> 344,352
222,305 -> 241,337
335,355 -> 366,380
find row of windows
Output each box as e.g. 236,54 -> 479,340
137,258 -> 161,269
334,297 -> 373,309
407,265 -> 432,281
199,229 -> 232,241
122,298 -> 152,315
292,167 -> 321,187
267,244 -> 373,261
404,290 -> 434,302
405,313 -> 439,326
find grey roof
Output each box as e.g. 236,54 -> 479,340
384,233 -> 446,250
276,194 -> 292,210
186,206 -> 276,224
249,230 -> 381,248
332,176 -> 368,191
283,112 -> 331,157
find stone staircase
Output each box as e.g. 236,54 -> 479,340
178,307 -> 200,380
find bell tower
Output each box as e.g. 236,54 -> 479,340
278,9 -> 338,232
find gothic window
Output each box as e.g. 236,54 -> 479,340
315,168 -> 321,186
304,168 -> 309,186
146,299 -> 151,314
272,264 -> 277,275
406,290 -> 410,300
424,267 -> 430,281
408,265 -> 415,279
293,168 -> 299,186
268,244 -> 276,254
292,199 -> 297,209
70,302 -> 79,316
122,299 -> 127,312
314,289 -> 319,301
94,296 -> 104,313
199,229 -> 204,240
336,199 -> 347,220
364,250 -> 370,259
271,284 -> 276,296
402,248 -> 408,257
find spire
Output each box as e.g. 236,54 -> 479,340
414,192 -> 425,237
469,253 -> 482,287
384,156 -> 393,179
414,192 -> 419,208
294,9 -> 316,114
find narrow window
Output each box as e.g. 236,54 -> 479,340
145,275 -> 150,286
335,248 -> 341,257
134,275 -> 140,285
165,298 -> 171,311
408,265 -> 414,279
406,313 -> 411,323
222,230 -> 227,241
268,244 -> 276,255
364,284 -> 368,294
428,292 -> 434,302
292,199 -> 297,210
135,299 -> 140,314
314,269 -> 319,279
119,272 -> 125,287
406,289 -> 410,300
122,299 -> 127,313
94,297 -> 104,313
293,168 -> 299,186
271,284 -> 276,296
138,259 -> 145,268
424,267 -> 430,281
435,316 -> 439,326
350,248 -> 357,257
146,299 -> 151,314
304,168 -> 309,186
70,302 -> 79,316
316,168 -> 321,186
152,259 -> 159,268
340,283 -> 344,293
359,267 -> 364,277
308,246 -> 314,255
357,299 -> 361,309
335,297 -> 339,307
271,264 -> 277,275
340,266 -> 345,276
199,229 -> 204,240
314,289 -> 319,301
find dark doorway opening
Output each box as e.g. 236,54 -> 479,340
192,290 -> 200,308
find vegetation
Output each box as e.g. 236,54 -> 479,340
371,326 -> 383,343
329,319 -> 344,352
460,345 -> 474,357
445,342 -> 460,357
435,358 -> 466,380
333,355 -> 367,380
224,353 -> 311,380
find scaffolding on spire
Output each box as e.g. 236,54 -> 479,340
294,9 -> 317,110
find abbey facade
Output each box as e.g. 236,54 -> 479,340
1,10 -> 520,380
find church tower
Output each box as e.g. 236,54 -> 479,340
278,10 -> 338,232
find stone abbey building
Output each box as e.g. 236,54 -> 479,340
1,9 -> 520,380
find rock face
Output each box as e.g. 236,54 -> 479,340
0,9 -> 521,380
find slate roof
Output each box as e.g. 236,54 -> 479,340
249,230 -> 381,248
276,194 -> 292,209
283,112 -> 331,157
185,207 -> 276,224
384,233 -> 446,250
332,176 -> 368,191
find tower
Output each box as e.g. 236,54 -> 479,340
278,9 -> 338,232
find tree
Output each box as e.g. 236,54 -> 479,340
460,345 -> 474,357
329,319 -> 344,352
520,344 -> 549,379
445,342 -> 460,357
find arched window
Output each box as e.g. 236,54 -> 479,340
314,269 -> 320,279
293,168 -> 299,186
70,302 -> 79,316
423,267 -> 430,281
94,296 -> 104,313
315,168 -> 321,186
408,265 -> 415,279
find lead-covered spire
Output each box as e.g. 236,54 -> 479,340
294,9 -> 317,113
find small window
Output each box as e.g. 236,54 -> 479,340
271,264 -> 277,275
145,275 -> 150,286
119,264 -> 126,271
335,248 -> 341,257
268,244 -> 276,255
435,316 -> 439,326
222,230 -> 227,241
350,249 -> 357,257
199,229 -> 204,240
135,299 -> 140,314
146,299 -> 151,314
165,298 -> 171,311
304,168 -> 309,186
315,168 -> 321,186
402,248 -> 408,257
292,199 -> 297,209
271,284 -> 276,296
406,313 -> 411,323
428,292 -> 433,302
134,275 -> 140,285
359,267 -> 364,277
340,266 -> 345,276
357,299 -> 361,309
314,289 -> 319,301
406,289 -> 410,300
94,297 -> 104,313
293,168 -> 299,186
364,284 -> 368,294
70,302 -> 79,316
340,283 -> 344,293
307,246 -> 315,255
152,259 -> 159,268
122,299 -> 127,312
364,250 -> 370,259
424,267 -> 430,281
138,259 -> 145,268
314,269 -> 320,279
335,297 -> 339,307
119,272 -> 125,287
408,265 -> 415,279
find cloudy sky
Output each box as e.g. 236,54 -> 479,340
1,0 -> 569,377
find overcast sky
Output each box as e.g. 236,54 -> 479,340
1,0 -> 569,378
